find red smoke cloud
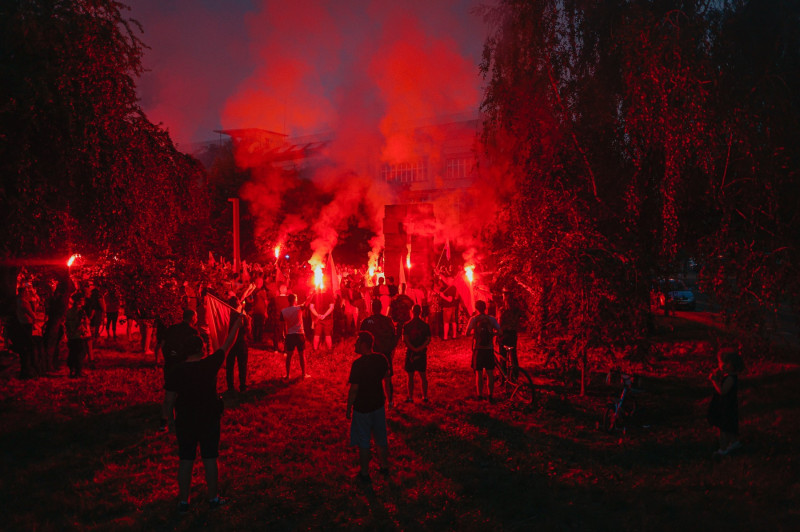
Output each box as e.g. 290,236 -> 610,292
220,0 -> 489,265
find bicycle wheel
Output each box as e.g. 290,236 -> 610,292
602,405 -> 617,432
509,367 -> 536,406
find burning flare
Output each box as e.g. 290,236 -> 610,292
313,265 -> 325,291
274,245 -> 281,260
464,264 -> 475,284
67,254 -> 81,268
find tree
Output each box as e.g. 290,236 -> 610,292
0,0 -> 209,319
479,1 -> 774,390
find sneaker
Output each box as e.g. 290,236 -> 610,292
177,501 -> 189,514
208,496 -> 227,510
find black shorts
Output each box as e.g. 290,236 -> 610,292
285,333 -> 305,353
472,348 -> 495,371
176,418 -> 221,460
405,350 -> 427,373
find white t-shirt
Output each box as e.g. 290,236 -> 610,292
281,305 -> 305,335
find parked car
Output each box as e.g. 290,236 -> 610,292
652,278 -> 696,311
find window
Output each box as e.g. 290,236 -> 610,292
445,157 -> 475,180
382,160 -> 427,184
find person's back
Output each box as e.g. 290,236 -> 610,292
168,349 -> 225,423
163,320 -> 198,372
350,352 -> 389,413
473,313 -> 495,350
360,310 -> 397,357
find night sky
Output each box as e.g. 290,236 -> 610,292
127,0 -> 490,148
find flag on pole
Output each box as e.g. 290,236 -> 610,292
399,256 -> 407,287
327,253 -> 340,294
205,293 -> 238,351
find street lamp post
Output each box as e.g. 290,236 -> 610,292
228,198 -> 241,274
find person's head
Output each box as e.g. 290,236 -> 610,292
355,331 -> 374,355
182,335 -> 205,359
412,304 -> 422,317
279,284 -> 288,295
378,276 -> 385,285
388,276 -> 395,285
475,300 -> 487,314
71,292 -> 84,306
182,308 -> 197,325
399,282 -> 406,294
718,349 -> 744,373
288,293 -> 297,306
372,299 -> 382,315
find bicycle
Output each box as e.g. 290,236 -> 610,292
493,345 -> 536,406
601,370 -> 638,432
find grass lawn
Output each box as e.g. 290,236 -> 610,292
1,313 -> 798,531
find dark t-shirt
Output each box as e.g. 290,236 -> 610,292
360,314 -> 398,356
441,285 -> 458,308
165,349 -> 225,425
162,322 -> 198,372
348,353 -> 389,413
403,317 -> 431,355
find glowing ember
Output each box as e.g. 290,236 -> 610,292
274,245 -> 281,259
314,265 -> 324,290
464,264 -> 475,284
406,254 -> 412,269
67,254 -> 81,268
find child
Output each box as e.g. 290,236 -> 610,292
707,349 -> 744,456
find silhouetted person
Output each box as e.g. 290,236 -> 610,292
346,331 -> 390,483
165,315 -> 243,514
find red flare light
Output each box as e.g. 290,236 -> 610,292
314,265 -> 324,291
464,264 -> 475,284
67,254 -> 81,268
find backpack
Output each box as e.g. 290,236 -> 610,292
474,315 -> 494,349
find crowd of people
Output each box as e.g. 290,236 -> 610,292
1,255 -> 744,510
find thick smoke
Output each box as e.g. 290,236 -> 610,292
133,0 -> 485,262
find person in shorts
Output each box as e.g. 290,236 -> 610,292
403,305 -> 431,402
346,331 -> 390,483
359,299 -> 397,407
465,300 -> 501,401
281,293 -> 308,379
164,315 -> 243,513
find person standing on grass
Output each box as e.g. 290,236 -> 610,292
281,293 -> 309,379
359,299 -> 397,408
346,331 -> 390,483
165,315 -> 243,514
708,349 -> 744,457
225,294 -> 249,394
403,305 -> 431,403
310,287 -> 335,354
64,292 -> 91,378
157,309 -> 199,432
464,300 -> 501,401
498,289 -> 524,378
